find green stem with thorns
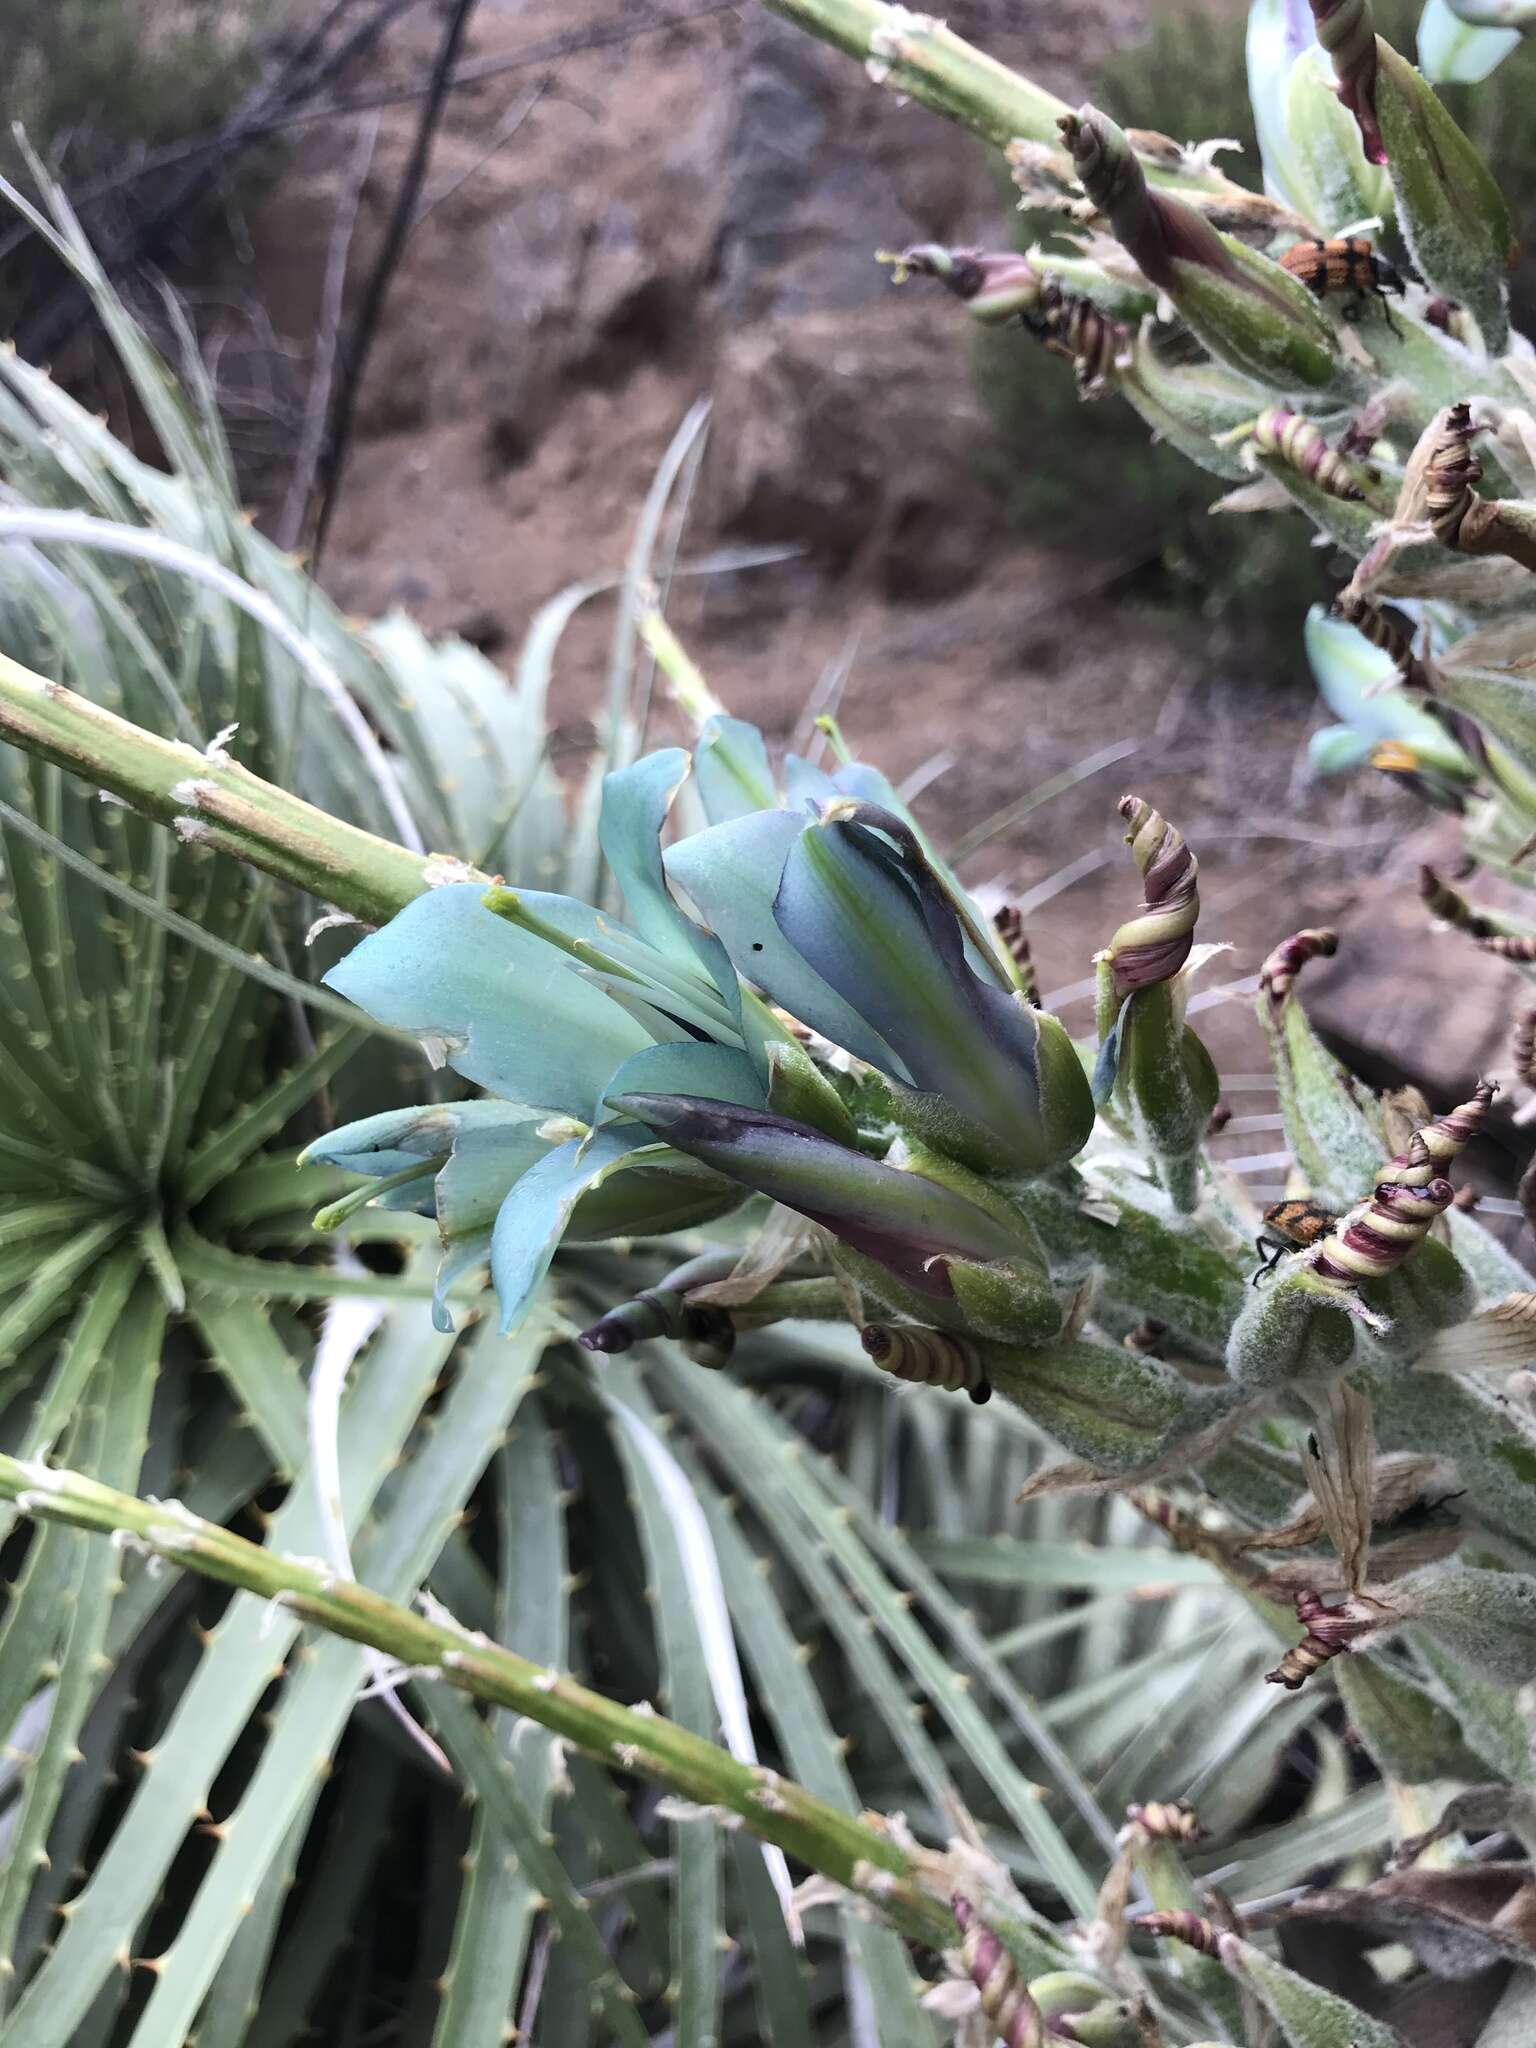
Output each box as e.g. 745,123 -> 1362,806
0,651 -> 451,926
0,1448 -> 955,1948
756,0 -> 1252,197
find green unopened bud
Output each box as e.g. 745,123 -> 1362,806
1395,1561 -> 1536,1683
1224,1932 -> 1405,2048
763,1031 -> 858,1147
985,1337 -> 1243,1468
1059,105 -> 1345,393
1335,1653 -> 1491,1782
1062,2006 -> 1152,2048
1224,1266 -> 1355,1388
1282,46 -> 1393,233
1028,1973 -> 1119,2022
1373,36 -> 1514,350
1118,332 -> 1260,482
889,243 -> 1044,322
1096,799 -> 1219,1212
1311,0 -> 1385,160
947,1255 -> 1064,1347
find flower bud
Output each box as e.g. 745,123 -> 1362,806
1311,0 -> 1384,160
1373,35 -> 1514,351
1059,105 -> 1345,393
1395,1560 -> 1536,1683
1281,44 -> 1393,232
1096,799 -> 1219,1213
891,244 -> 1044,323
1224,1266 -> 1356,1387
609,1095 -> 1056,1326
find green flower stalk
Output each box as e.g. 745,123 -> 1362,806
1058,105 -> 1344,394
1095,797 -> 1220,1212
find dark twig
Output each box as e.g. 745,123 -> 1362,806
10,0 -> 422,361
0,1 -> 742,272
277,115 -> 381,554
309,0 -> 482,565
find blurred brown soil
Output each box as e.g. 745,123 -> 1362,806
201,0 -> 1529,1181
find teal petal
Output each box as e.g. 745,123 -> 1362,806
300,1102 -> 469,1180
664,810 -> 907,1073
774,804 -> 1060,1167
783,755 -> 839,806
435,1111 -> 559,1246
1308,724 -> 1378,776
693,715 -> 777,823
1418,0 -> 1520,83
1305,605 -> 1476,775
323,884 -> 653,1118
599,748 -> 740,999
601,1040 -> 766,1121
489,1126 -> 640,1333
1092,995 -> 1133,1107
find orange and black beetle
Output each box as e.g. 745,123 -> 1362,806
1252,1198 -> 1339,1285
1279,236 -> 1405,331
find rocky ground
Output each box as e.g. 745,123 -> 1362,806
190,0 -> 1531,1202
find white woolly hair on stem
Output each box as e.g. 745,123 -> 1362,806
309,1271 -> 451,1775
608,1390 -> 804,1945
0,506 -> 424,852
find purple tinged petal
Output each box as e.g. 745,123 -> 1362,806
610,1093 -> 1033,1290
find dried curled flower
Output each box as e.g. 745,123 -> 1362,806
1305,1082 -> 1494,1303
1382,1081 -> 1495,1185
1253,408 -> 1364,501
951,1894 -> 1046,2047
862,1324 -> 992,1404
992,904 -> 1038,1002
1427,404 -> 1485,549
1123,1799 -> 1206,1844
1107,796 -> 1200,993
1035,282 -> 1132,397
1420,865 -> 1503,940
1259,927 -> 1338,1010
1059,107 -> 1239,297
1311,0 -> 1384,163
1425,405 -> 1536,572
1331,594 -> 1432,696
1309,1168 -> 1455,1290
1266,1586 -> 1386,1688
1515,1005 -> 1536,1087
1132,1909 -> 1225,1958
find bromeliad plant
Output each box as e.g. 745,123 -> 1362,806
0,158 -> 1355,2048
9,26 -> 1536,2045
